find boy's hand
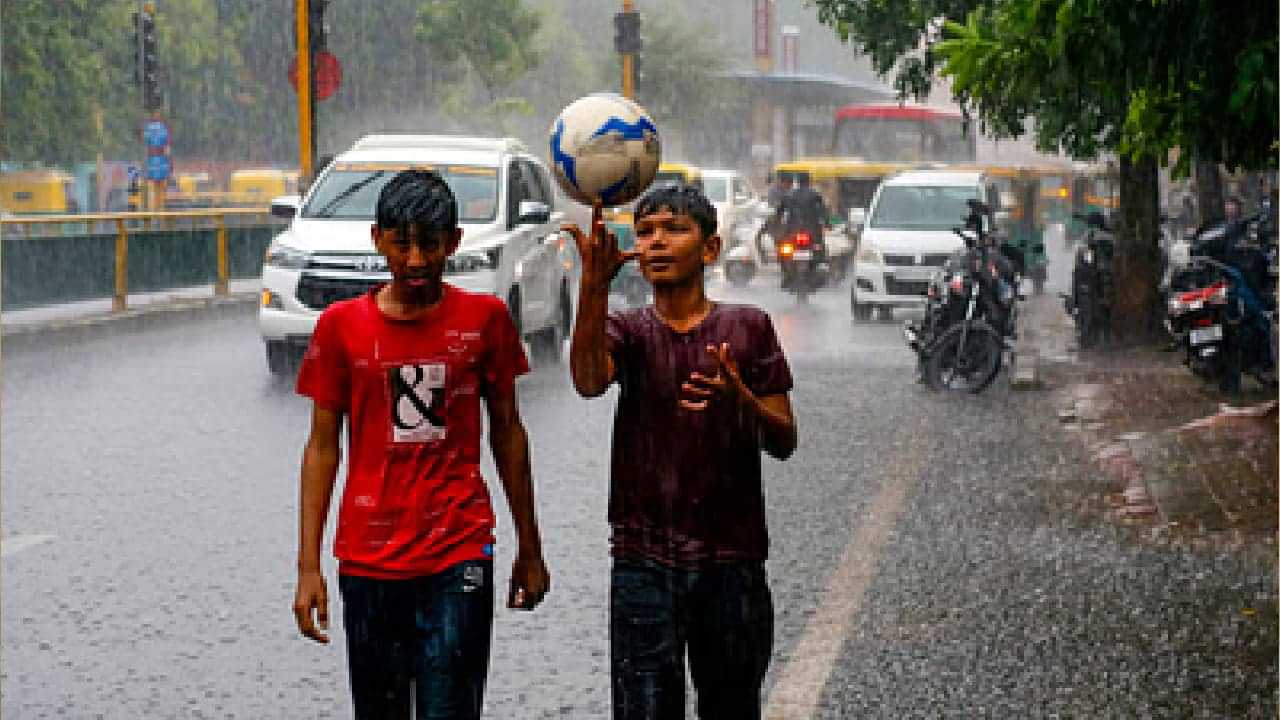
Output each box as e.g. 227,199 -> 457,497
680,343 -> 750,412
292,569 -> 330,644
508,549 -> 550,611
562,200 -> 638,291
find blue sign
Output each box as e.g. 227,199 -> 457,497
143,120 -> 170,148
145,154 -> 172,182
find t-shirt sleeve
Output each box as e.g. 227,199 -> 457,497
296,308 -> 351,411
605,310 -> 631,377
482,301 -> 531,394
744,311 -> 793,397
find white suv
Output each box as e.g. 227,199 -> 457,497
850,170 -> 991,322
259,134 -> 575,374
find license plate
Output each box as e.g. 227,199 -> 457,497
1190,324 -> 1223,345
792,249 -> 812,260
893,267 -> 935,281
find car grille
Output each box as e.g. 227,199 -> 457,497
883,253 -> 950,267
884,275 -> 930,296
296,274 -> 384,310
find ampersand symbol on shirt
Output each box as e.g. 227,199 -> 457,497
389,364 -> 446,431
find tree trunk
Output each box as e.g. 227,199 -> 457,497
1195,159 -> 1224,226
1109,154 -> 1163,344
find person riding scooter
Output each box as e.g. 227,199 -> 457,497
773,173 -> 830,291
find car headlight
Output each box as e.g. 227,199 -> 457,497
447,248 -> 501,274
264,241 -> 310,269
857,242 -> 883,265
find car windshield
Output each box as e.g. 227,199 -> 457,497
702,176 -> 730,202
870,184 -> 980,230
301,164 -> 499,222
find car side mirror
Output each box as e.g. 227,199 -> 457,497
270,195 -> 301,219
516,200 -> 551,226
848,207 -> 867,227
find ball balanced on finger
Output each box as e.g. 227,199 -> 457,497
549,93 -> 661,207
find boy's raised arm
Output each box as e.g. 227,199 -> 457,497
566,202 -> 637,397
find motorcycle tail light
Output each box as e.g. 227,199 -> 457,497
1193,317 -> 1214,327
779,243 -> 795,257
948,276 -> 965,294
793,232 -> 812,248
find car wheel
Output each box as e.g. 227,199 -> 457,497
851,290 -> 873,322
265,340 -> 293,377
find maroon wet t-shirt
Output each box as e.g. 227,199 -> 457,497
605,303 -> 793,568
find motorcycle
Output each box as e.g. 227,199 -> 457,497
777,225 -> 829,303
1165,210 -> 1277,393
903,199 -> 1020,393
1061,211 -> 1115,349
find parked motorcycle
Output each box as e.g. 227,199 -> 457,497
1165,210 -> 1277,393
1062,211 -> 1115,349
903,199 -> 1020,393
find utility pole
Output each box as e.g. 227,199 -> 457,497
295,0 -> 314,181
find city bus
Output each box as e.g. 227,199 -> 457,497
831,105 -> 976,163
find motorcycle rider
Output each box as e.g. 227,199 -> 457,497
774,173 -> 830,289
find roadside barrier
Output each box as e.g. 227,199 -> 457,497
1,209 -> 281,311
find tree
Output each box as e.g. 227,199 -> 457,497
935,0 -> 1277,341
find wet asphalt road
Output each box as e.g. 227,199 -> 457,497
2,256 -> 1275,717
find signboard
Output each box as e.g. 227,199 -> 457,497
753,0 -> 771,61
288,51 -> 343,102
143,120 -> 170,148
145,154 -> 172,182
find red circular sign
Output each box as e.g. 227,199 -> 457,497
288,51 -> 342,101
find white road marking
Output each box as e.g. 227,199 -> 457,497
1,534 -> 55,558
765,451 -> 919,719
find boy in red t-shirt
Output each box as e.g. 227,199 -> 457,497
566,186 -> 798,719
292,170 -> 550,718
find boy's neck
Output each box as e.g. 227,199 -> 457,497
652,278 -> 712,333
377,280 -> 444,320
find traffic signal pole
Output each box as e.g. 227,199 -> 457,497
621,0 -> 635,99
295,0 -> 314,181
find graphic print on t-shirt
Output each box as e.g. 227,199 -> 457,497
387,363 -> 447,443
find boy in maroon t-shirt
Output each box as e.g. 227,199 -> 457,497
566,185 -> 798,719
292,170 -> 550,718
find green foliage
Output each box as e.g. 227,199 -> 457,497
416,0 -> 543,100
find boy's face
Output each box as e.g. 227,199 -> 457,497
634,207 -> 720,287
371,223 -> 461,294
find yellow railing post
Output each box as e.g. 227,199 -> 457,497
113,218 -> 129,312
215,214 -> 229,296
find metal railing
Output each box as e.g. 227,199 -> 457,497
1,208 -> 273,312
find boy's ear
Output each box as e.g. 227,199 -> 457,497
702,231 -> 722,265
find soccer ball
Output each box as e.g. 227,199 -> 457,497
548,93 -> 661,207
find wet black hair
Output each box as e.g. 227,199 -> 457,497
375,169 -> 457,231
795,172 -> 812,188
634,184 -> 718,239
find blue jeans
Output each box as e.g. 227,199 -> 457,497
338,560 -> 493,719
611,558 -> 774,720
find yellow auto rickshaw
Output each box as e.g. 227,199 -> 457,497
229,168 -> 298,206
0,169 -> 77,214
166,171 -> 217,209
652,162 -> 703,192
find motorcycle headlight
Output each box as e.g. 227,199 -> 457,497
447,248 -> 501,274
856,242 -> 883,265
264,241 -> 310,269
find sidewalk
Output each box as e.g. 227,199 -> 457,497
1023,292 -> 1278,548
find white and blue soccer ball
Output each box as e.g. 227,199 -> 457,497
549,93 -> 661,207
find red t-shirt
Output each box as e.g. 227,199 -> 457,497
296,284 -> 529,579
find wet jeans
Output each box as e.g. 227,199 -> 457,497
611,558 -> 774,720
338,560 -> 493,719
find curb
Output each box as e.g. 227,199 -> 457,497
2,292 -> 259,352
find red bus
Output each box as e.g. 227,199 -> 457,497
832,105 -> 976,163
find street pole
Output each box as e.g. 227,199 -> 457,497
296,0 -> 314,181
621,0 -> 635,100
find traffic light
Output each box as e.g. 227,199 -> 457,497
134,9 -> 161,109
613,11 -> 641,54
308,0 -> 329,55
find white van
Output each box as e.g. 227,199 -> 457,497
850,170 -> 991,321
259,134 -> 575,374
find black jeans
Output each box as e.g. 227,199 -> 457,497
611,558 -> 774,720
338,560 -> 493,719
